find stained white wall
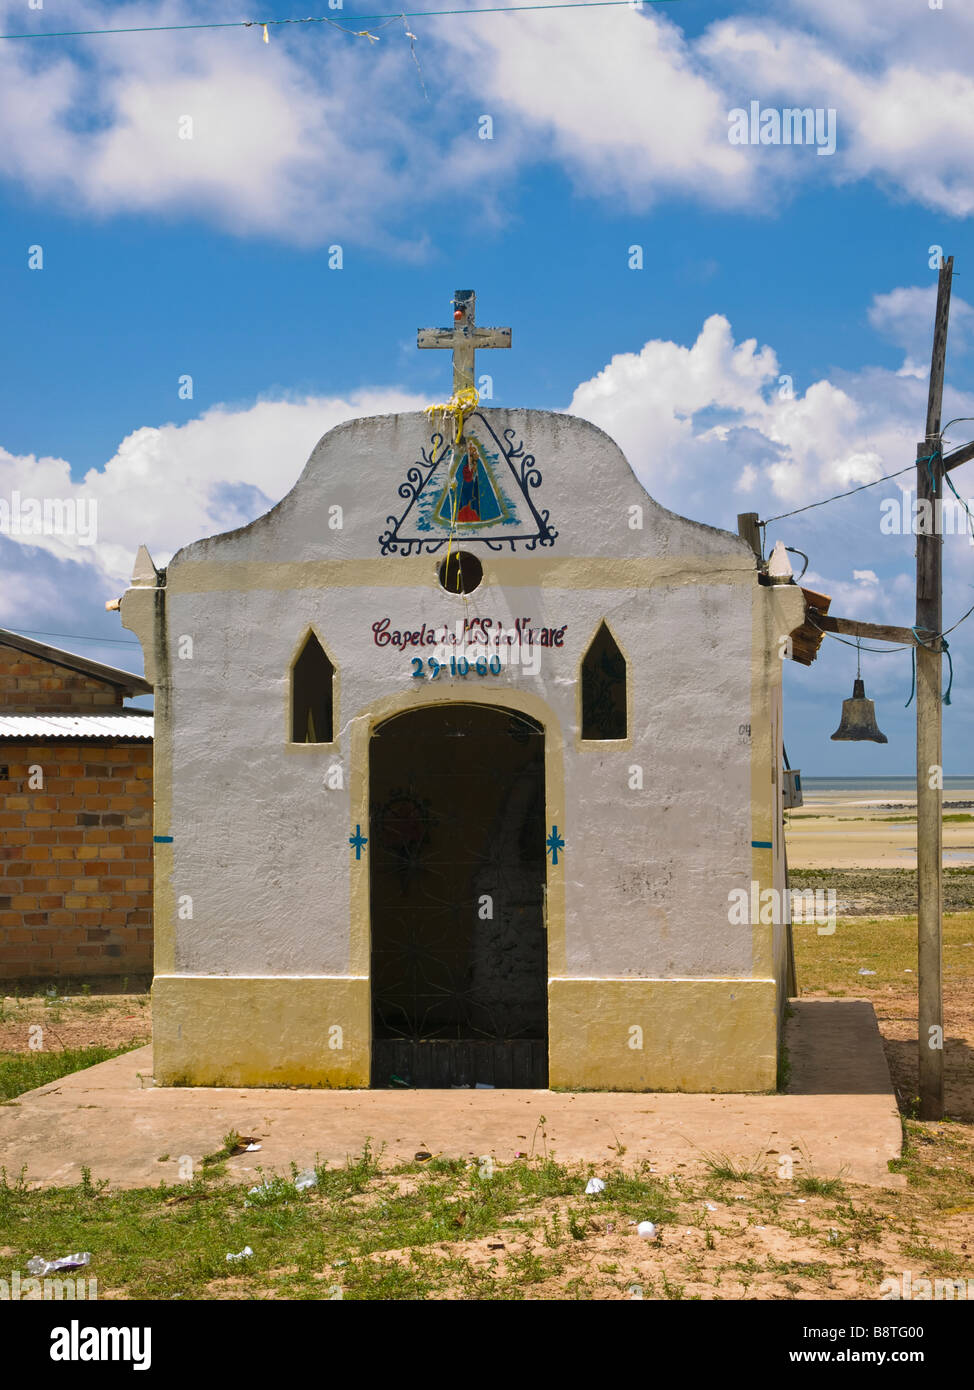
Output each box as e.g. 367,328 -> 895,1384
156,410 -> 765,981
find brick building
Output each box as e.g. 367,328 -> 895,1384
0,628 -> 154,989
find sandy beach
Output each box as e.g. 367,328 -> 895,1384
785,777 -> 974,870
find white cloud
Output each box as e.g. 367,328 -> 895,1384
0,387 -> 427,592
3,292 -> 973,707
563,299 -> 974,671
442,9 -> 752,210
444,3 -> 974,221
699,9 -> 974,218
869,286 -> 974,364
3,1 -> 974,244
0,0 -> 477,247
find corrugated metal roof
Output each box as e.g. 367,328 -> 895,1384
0,714 -> 154,740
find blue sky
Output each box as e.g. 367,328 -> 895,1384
1,0 -> 973,772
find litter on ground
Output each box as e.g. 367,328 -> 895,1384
27,1253 -> 91,1277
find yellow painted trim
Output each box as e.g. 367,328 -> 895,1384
166,556 -> 755,595
120,586 -> 176,975
284,623 -> 341,751
347,685 -> 567,981
749,578 -> 776,979
548,976 -> 778,1092
152,975 -> 370,1087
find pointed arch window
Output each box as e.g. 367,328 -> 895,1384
581,622 -> 627,740
291,632 -> 335,743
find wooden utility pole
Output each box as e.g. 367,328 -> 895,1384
737,512 -> 762,561
917,254 -> 952,1119
761,260 -> 960,1116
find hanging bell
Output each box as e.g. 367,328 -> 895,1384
830,678 -> 888,743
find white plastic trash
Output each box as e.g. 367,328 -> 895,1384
27,1253 -> 90,1277
226,1246 -> 254,1262
295,1170 -> 317,1192
637,1221 -> 657,1239
585,1177 -> 606,1195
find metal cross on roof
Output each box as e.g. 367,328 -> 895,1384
417,290 -> 511,395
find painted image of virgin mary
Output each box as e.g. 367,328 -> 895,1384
438,438 -> 506,527
455,441 -> 484,522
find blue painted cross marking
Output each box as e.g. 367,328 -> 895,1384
349,825 -> 368,859
546,825 -> 565,865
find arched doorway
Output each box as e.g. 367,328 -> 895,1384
369,703 -> 548,1088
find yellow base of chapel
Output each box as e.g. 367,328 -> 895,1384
151,974 -> 779,1092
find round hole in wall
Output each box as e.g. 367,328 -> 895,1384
437,550 -> 483,595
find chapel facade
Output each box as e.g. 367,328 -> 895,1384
122,299 -> 806,1092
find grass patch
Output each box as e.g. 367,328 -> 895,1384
0,1151 -> 676,1301
2,1125 -> 971,1300
701,1151 -> 765,1183
900,1240 -> 971,1274
0,1044 -> 144,1102
792,908 -> 974,992
794,1174 -> 845,1198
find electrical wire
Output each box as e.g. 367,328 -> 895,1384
4,627 -> 140,647
762,463 -> 916,526
944,597 -> 974,637
0,1 -> 685,42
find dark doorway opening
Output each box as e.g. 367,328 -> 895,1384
369,704 -> 548,1088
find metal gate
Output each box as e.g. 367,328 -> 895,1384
369,704 -> 548,1088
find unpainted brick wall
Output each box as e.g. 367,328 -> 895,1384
0,742 -> 153,985
0,647 -> 126,713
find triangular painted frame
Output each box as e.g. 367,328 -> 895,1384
378,412 -> 558,556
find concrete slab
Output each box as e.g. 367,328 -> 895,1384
0,998 -> 903,1189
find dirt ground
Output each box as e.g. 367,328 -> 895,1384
0,992 -> 150,1054
845,979 -> 974,1123
2,934 -> 973,1301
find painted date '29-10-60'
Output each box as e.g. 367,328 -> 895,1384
411,655 -> 503,679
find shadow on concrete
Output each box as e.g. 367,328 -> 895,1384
786,999 -> 897,1097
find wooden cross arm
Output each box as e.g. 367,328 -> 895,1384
417,327 -> 512,348
944,438 -> 974,474
811,612 -> 923,645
